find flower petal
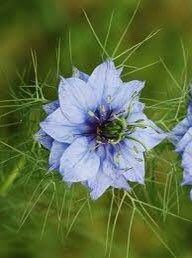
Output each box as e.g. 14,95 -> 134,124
126,101 -> 145,123
176,127 -> 192,153
60,137 -> 100,182
115,141 -> 145,184
187,101 -> 192,115
102,159 -> 130,189
58,77 -> 97,124
87,60 -> 122,105
130,116 -> 166,151
181,141 -> 192,185
35,129 -> 53,150
86,169 -> 112,200
40,108 -> 79,143
169,117 -> 191,145
49,141 -> 69,170
72,67 -> 89,82
43,100 -> 59,115
111,80 -> 145,111
87,159 -> 130,200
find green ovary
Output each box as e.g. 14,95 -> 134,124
98,117 -> 126,143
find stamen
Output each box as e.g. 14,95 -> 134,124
113,152 -> 121,164
88,110 -> 100,121
99,105 -> 105,114
107,95 -> 112,104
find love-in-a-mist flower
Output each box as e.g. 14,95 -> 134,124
35,60 -> 165,200
170,100 -> 192,199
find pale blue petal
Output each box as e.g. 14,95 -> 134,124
170,118 -> 190,145
58,77 -> 97,124
87,159 -> 130,200
111,80 -> 145,111
126,101 -> 145,123
131,100 -> 145,113
102,159 -> 130,189
49,141 -> 69,170
187,101 -> 192,115
181,141 -> 192,200
40,108 -> 78,143
43,100 -> 59,115
95,144 -> 107,162
87,168 -> 112,200
130,117 -> 166,151
176,127 -> 192,153
114,141 -> 145,184
59,137 -> 100,182
87,60 -> 122,105
72,67 -> 89,82
182,171 -> 192,185
181,141 -> 192,185
111,175 -> 130,190
121,138 -> 145,153
35,129 -> 53,150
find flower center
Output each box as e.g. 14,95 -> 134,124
96,117 -> 126,144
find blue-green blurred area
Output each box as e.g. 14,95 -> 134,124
1,1 -> 192,258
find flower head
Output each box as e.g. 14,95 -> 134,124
170,99 -> 192,199
36,60 -> 165,199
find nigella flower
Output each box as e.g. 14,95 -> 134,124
35,60 -> 165,199
169,99 -> 192,199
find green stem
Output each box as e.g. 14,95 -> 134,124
0,158 -> 25,197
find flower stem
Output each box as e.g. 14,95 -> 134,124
0,158 -> 25,197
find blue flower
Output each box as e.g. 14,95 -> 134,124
170,101 -> 192,199
36,60 -> 165,199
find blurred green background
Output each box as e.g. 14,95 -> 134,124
1,0 -> 192,258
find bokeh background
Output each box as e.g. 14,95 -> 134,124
1,0 -> 192,258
